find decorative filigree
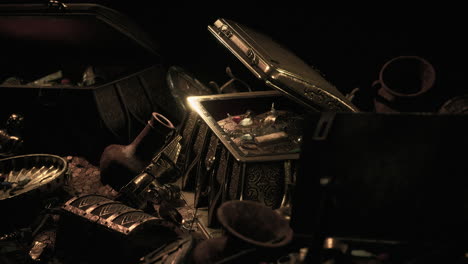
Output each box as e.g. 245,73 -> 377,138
72,195 -> 108,210
243,162 -> 284,208
113,212 -> 152,227
181,112 -> 199,146
193,124 -> 209,154
303,86 -> 350,111
216,148 -> 228,184
92,203 -> 128,217
204,135 -> 219,170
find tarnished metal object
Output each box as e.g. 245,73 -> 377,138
373,56 -> 436,112
139,234 -> 194,264
208,18 -> 358,112
166,66 -> 214,122
0,154 -> 67,232
81,66 -> 97,86
144,134 -> 182,184
323,237 -> 349,253
29,240 -> 50,262
187,92 -> 307,227
0,155 -> 67,200
188,91 -> 307,162
276,160 -> 296,220
181,17 -> 357,204
27,70 -> 63,86
0,113 -> 24,158
0,129 -> 22,158
5,113 -> 24,136
117,135 -> 182,209
58,194 -> 180,264
100,112 -> 176,190
209,66 -> 253,94
0,154 -> 66,200
192,200 -> 293,264
62,194 -> 174,235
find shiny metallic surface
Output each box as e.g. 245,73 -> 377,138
166,66 -> 214,122
188,91 -> 303,162
323,237 -> 348,253
29,241 -> 47,261
62,194 -> 175,236
0,129 -> 22,158
208,18 -> 358,112
0,154 -> 67,200
58,195 -> 180,264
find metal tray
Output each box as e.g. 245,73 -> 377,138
188,91 -> 314,162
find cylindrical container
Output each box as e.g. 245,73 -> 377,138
192,200 -> 293,264
373,56 -> 436,112
99,112 -> 175,190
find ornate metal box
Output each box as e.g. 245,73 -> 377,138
179,18 -> 358,227
188,91 -> 311,226
58,194 -> 179,264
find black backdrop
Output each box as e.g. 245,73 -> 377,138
102,4 -> 468,112
2,2 -> 468,158
3,2 -> 468,111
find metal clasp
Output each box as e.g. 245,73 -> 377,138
220,25 -> 233,38
48,0 -> 68,10
246,48 -> 259,66
313,112 -> 336,141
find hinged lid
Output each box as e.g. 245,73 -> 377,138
208,18 -> 358,112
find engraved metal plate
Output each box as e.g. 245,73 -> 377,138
62,194 -> 171,235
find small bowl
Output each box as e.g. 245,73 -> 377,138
0,154 -> 68,231
217,200 -> 293,248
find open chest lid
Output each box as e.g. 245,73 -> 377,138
208,18 -> 358,112
0,1 -> 159,60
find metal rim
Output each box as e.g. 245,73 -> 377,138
0,154 -> 68,200
217,200 -> 293,248
379,56 -> 436,98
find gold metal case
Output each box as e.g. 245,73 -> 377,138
208,18 -> 358,112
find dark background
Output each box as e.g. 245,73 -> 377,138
3,1 -> 468,111
1,3 -> 467,157
103,4 -> 468,112
1,2 -> 467,253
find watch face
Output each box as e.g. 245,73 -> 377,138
166,66 -> 214,120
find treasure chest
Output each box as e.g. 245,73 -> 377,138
181,18 -> 358,227
0,2 -> 181,163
